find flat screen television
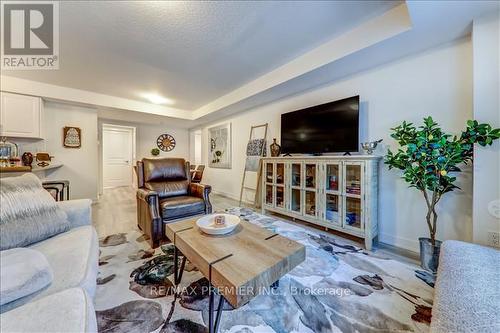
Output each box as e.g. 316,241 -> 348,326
280,96 -> 359,154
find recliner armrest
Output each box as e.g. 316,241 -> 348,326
136,188 -> 163,247
190,183 -> 212,214
190,183 -> 211,199
136,188 -> 161,220
137,188 -> 158,202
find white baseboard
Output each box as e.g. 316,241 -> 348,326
211,189 -> 254,206
378,232 -> 420,253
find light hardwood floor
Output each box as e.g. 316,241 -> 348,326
92,186 -> 247,237
92,186 -> 419,265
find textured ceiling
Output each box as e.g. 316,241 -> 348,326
2,0 -> 399,110
188,0 -> 499,126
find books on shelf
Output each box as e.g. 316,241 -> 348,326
346,180 -> 361,194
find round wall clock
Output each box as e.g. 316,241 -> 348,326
156,134 -> 176,152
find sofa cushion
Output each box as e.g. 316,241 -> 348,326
430,240 -> 500,333
0,248 -> 53,306
31,225 -> 99,297
0,288 -> 97,333
145,180 -> 189,199
143,158 -> 187,182
1,225 -> 99,312
160,196 -> 205,220
0,174 -> 70,250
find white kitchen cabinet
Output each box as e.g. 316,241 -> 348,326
0,92 -> 43,139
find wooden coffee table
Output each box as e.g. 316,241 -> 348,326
165,218 -> 305,333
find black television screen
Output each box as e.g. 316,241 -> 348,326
281,96 -> 359,154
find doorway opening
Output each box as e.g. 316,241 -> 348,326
102,124 -> 136,189
193,130 -> 202,165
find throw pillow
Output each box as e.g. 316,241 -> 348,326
0,174 -> 70,250
0,247 -> 53,306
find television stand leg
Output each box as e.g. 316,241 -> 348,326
343,152 -> 351,156
282,153 -> 292,157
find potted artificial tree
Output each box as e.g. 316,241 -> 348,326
385,117 -> 499,273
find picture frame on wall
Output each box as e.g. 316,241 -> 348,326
63,126 -> 81,148
208,123 -> 231,169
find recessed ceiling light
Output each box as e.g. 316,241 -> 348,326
140,93 -> 174,105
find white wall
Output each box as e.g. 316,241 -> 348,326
195,38 -> 473,252
188,129 -> 202,165
97,119 -> 189,193
194,131 -> 202,165
12,104 -> 189,200
135,123 -> 189,160
472,10 -> 500,246
98,119 -> 189,161
14,101 -> 100,200
44,102 -> 99,200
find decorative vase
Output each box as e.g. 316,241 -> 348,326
419,237 -> 442,273
270,138 -> 281,157
22,152 -> 34,167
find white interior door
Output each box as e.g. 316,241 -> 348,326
103,125 -> 135,188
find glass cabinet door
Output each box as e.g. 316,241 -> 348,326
345,197 -> 362,229
345,164 -> 361,195
325,193 -> 341,224
305,164 -> 316,189
343,162 -> 363,230
276,186 -> 285,209
265,185 -> 273,206
291,163 -> 301,187
262,159 -> 368,235
276,163 -> 285,185
326,164 -> 340,192
291,188 -> 301,213
266,163 -> 274,184
304,191 -> 316,217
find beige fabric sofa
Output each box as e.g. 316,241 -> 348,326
0,199 -> 99,332
430,240 -> 500,333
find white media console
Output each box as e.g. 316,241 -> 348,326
261,155 -> 381,250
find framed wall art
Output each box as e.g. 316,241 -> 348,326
208,123 -> 231,169
63,126 -> 81,148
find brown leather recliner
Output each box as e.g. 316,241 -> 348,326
136,158 -> 212,248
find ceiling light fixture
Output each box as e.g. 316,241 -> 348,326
141,93 -> 174,105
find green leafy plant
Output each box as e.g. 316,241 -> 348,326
385,117 -> 500,245
151,148 -> 160,156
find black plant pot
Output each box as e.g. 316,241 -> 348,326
419,237 -> 442,273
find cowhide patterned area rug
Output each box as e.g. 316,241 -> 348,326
96,207 -> 435,333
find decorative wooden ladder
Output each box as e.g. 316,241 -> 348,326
239,123 -> 268,207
